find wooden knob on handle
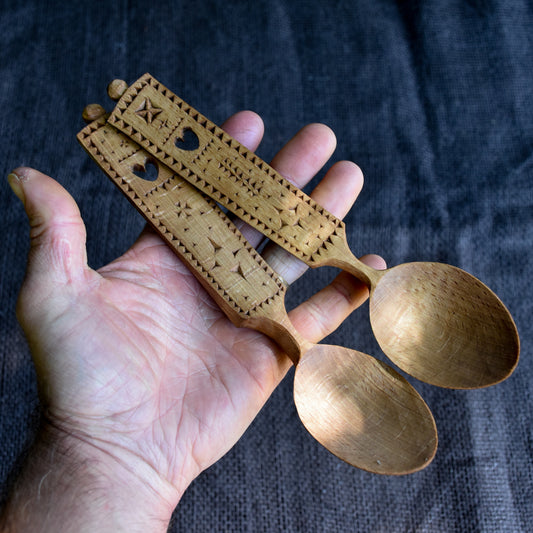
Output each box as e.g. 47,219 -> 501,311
107,79 -> 129,101
82,103 -> 106,123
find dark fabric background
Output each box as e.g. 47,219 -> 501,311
1,1 -> 532,531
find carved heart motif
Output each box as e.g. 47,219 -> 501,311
175,127 -> 200,151
132,158 -> 159,181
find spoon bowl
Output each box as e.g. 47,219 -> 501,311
294,344 -> 437,475
368,262 -> 520,389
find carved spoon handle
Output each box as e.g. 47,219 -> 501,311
77,117 -> 303,362
107,74 -> 377,287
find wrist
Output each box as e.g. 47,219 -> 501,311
1,420 -> 179,532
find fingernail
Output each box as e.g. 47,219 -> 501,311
7,172 -> 25,203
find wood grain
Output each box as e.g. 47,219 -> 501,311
293,343 -> 437,475
369,262 -> 520,388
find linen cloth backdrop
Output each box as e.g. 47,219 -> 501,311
1,1 -> 532,531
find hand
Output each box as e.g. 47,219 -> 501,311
2,112 -> 383,532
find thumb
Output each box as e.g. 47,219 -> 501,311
9,167 -> 89,290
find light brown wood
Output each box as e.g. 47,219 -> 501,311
77,117 -> 438,475
107,79 -> 128,101
106,75 -> 374,278
294,345 -> 437,475
370,263 -> 520,388
82,103 -> 106,124
105,74 -> 519,389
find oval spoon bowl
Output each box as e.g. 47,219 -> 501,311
294,344 -> 438,475
369,262 -> 520,389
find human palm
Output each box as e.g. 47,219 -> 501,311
11,111 -> 381,516
27,225 -> 290,492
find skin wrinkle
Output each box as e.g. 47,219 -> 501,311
181,338 -> 264,453
54,395 -> 154,443
152,393 -> 188,481
188,286 -> 285,402
48,373 -> 151,426
120,232 -> 194,280
107,234 -> 177,270
131,243 -> 219,318
71,430 -> 176,507
181,421 -> 203,483
271,124 -> 337,187
28,216 -> 85,245
143,336 -> 249,482
90,307 -> 162,377
298,297 -> 332,340
47,410 -> 180,508
206,316 -> 280,395
17,270 -> 86,335
98,266 -> 163,290
41,308 -> 162,421
183,403 -> 227,473
127,304 -> 207,402
325,276 -> 363,310
36,470 -> 51,500
289,271 -> 372,345
100,259 -> 211,339
231,334 -> 284,397
96,281 -> 174,339
113,233 -> 163,263
29,243 -> 88,288
146,249 -> 187,286
169,364 -> 206,479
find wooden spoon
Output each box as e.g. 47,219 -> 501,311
106,74 -> 519,389
77,117 -> 437,474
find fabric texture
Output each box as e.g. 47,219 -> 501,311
1,1 -> 532,531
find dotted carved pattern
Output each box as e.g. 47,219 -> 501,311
107,74 -> 343,265
77,118 -> 285,319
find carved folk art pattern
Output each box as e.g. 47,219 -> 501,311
107,74 -> 344,264
77,118 -> 285,321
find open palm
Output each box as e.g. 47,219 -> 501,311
12,111 -> 381,516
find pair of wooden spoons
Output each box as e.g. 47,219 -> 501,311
78,118 -> 436,475
77,75 -> 519,474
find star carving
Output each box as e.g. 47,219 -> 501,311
135,98 -> 162,123
174,199 -> 194,219
208,237 -> 223,252
230,262 -> 248,279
